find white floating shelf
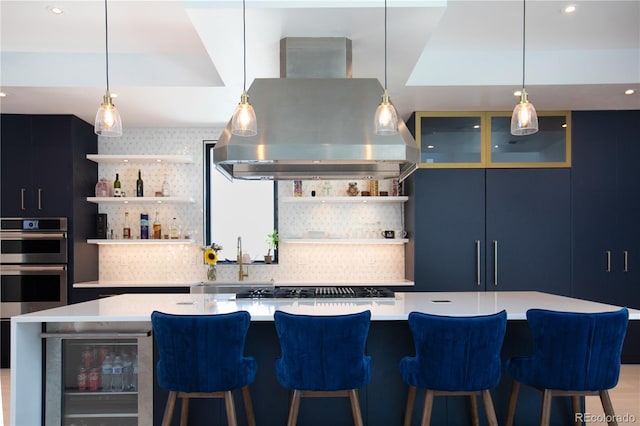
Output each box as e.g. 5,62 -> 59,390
280,238 -> 408,244
87,239 -> 195,245
86,154 -> 194,164
281,196 -> 408,204
87,196 -> 195,204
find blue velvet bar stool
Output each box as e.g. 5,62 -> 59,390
273,310 -> 372,426
151,310 -> 257,426
400,310 -> 507,426
505,307 -> 629,426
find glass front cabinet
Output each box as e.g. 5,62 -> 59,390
407,111 -> 571,168
43,323 -> 153,426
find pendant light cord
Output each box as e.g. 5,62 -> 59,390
384,0 -> 388,91
104,0 -> 110,92
242,0 -> 247,93
521,0 -> 526,90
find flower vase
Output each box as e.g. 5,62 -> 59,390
207,265 -> 217,281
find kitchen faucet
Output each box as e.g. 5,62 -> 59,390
237,236 -> 248,281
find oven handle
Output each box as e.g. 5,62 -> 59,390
0,232 -> 67,240
1,265 -> 66,272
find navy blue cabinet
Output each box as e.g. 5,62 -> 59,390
0,113 -> 99,306
572,110 -> 640,309
408,168 -> 571,294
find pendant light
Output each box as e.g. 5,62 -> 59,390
374,0 -> 399,135
231,0 -> 257,137
511,0 -> 538,136
94,0 -> 122,137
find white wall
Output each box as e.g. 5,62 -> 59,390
96,128 -> 406,284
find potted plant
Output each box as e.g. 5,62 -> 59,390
265,230 -> 279,264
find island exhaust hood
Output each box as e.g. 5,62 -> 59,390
213,37 -> 419,181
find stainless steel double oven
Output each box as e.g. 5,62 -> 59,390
1,217 -> 68,317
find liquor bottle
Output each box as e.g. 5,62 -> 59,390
113,173 -> 122,197
170,217 -> 179,239
153,211 -> 162,239
140,213 -> 149,239
122,211 -> 131,239
162,175 -> 170,197
136,170 -> 144,197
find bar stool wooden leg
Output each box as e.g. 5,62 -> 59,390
481,389 -> 498,426
470,393 -> 480,426
242,386 -> 256,426
404,386 -> 417,426
505,381 -> 520,426
540,389 -> 552,426
420,390 -> 435,426
599,390 -> 618,426
224,390 -> 238,426
349,389 -> 364,426
287,389 -> 302,426
572,395 -> 582,426
162,391 -> 177,426
179,396 -> 189,426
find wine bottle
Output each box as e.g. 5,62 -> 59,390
136,170 -> 144,197
153,211 -> 162,239
123,211 -> 131,239
113,173 -> 122,197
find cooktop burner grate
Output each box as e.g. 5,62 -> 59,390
235,286 -> 394,299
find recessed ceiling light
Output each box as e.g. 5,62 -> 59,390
624,89 -> 636,95
0,92 -> 6,97
111,93 -> 118,98
513,90 -> 522,97
47,6 -> 64,14
563,5 -> 577,14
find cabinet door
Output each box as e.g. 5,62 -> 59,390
485,169 -> 571,295
30,115 -> 74,216
573,111 -> 640,308
413,169 -> 486,291
617,112 -> 640,308
1,114 -> 34,216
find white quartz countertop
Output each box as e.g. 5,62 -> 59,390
13,291 -> 640,323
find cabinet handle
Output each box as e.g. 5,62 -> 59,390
38,188 -> 43,210
606,250 -> 611,272
623,250 -> 628,273
20,188 -> 26,210
493,240 -> 498,286
475,240 -> 481,286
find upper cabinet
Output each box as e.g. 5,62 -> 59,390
406,111 -> 571,168
1,114 -> 98,217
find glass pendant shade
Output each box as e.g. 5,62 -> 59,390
231,91 -> 257,137
510,89 -> 539,136
94,91 -> 122,137
374,90 -> 398,135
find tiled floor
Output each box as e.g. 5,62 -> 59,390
1,365 -> 638,425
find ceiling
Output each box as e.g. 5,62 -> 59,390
1,0 -> 639,129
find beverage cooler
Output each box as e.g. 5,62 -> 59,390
42,323 -> 153,426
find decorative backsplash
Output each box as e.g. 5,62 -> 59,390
95,128 -> 407,284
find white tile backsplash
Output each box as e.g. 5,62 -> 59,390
95,128 -> 407,285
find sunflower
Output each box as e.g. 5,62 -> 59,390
203,247 -> 218,265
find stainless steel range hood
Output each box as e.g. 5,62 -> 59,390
213,38 -> 419,181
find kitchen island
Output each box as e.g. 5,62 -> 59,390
11,291 -> 640,425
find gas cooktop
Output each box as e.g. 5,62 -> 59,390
235,286 -> 395,299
